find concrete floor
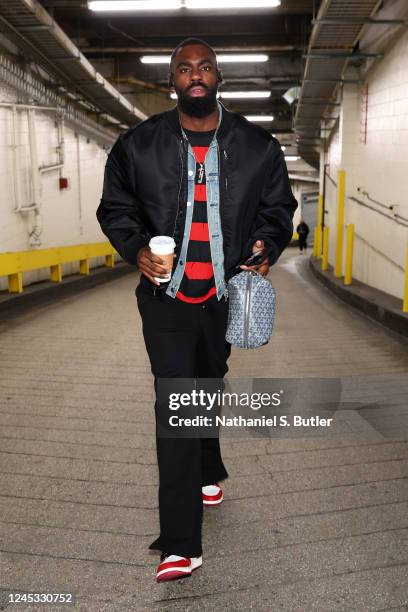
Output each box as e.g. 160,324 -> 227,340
0,247 -> 407,611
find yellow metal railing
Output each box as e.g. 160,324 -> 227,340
0,242 -> 117,293
314,170 -> 408,313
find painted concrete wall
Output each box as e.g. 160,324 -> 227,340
324,29 -> 408,301
0,80 -> 111,292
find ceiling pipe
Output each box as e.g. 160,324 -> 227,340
109,76 -> 169,93
80,45 -> 302,55
27,108 -> 43,246
293,0 -> 384,168
313,17 -> 408,25
0,0 -> 147,123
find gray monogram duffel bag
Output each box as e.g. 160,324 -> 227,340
225,270 -> 276,349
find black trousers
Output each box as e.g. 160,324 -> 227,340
299,235 -> 308,250
136,283 -> 231,557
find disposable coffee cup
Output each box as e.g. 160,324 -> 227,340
149,236 -> 176,283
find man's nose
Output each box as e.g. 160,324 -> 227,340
190,66 -> 202,81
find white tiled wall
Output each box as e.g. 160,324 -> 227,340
0,80 -> 112,292
324,30 -> 408,301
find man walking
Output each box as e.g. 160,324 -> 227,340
296,218 -> 310,251
96,37 -> 297,582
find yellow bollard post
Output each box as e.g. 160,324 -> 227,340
335,170 -> 346,277
316,226 -> 321,258
316,194 -> 324,257
50,264 -> 62,282
313,227 -> 318,257
344,224 -> 355,285
79,258 -> 90,275
8,272 -> 23,293
105,254 -> 115,268
322,226 -> 329,271
403,245 -> 408,313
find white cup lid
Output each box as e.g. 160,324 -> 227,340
149,235 -> 176,254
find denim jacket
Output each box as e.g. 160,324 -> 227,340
165,101 -> 227,301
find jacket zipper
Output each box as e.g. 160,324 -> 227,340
223,149 -> 228,191
243,272 -> 252,348
172,138 -> 186,240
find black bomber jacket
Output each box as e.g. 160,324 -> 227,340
96,103 -> 298,286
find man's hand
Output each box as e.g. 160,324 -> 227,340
137,246 -> 173,286
239,239 -> 270,276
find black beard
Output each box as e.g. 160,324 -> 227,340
177,86 -> 218,118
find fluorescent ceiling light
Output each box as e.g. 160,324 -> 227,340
245,115 -> 274,122
285,155 -> 300,161
89,0 -> 280,10
217,54 -> 268,63
89,1 -> 182,11
141,54 -> 268,64
141,55 -> 171,64
220,91 -> 271,99
186,0 -> 280,8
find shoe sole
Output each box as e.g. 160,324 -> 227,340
156,557 -> 202,582
203,492 -> 223,506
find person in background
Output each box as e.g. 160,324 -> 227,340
296,218 -> 310,251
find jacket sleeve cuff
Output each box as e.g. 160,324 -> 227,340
122,232 -> 151,266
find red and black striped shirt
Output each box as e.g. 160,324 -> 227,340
176,129 -> 216,304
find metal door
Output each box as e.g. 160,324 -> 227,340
300,191 -> 318,244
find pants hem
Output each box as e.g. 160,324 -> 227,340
202,470 -> 228,487
149,537 -> 202,558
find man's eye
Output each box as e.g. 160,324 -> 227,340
202,66 -> 211,71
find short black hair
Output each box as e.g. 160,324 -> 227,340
170,37 -> 217,69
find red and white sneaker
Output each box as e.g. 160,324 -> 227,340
156,554 -> 202,582
202,483 -> 223,506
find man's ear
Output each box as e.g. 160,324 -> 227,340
217,69 -> 223,84
168,72 -> 174,88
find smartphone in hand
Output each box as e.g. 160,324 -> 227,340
237,250 -> 265,269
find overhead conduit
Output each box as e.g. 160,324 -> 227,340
0,0 -> 147,126
294,0 -> 384,168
